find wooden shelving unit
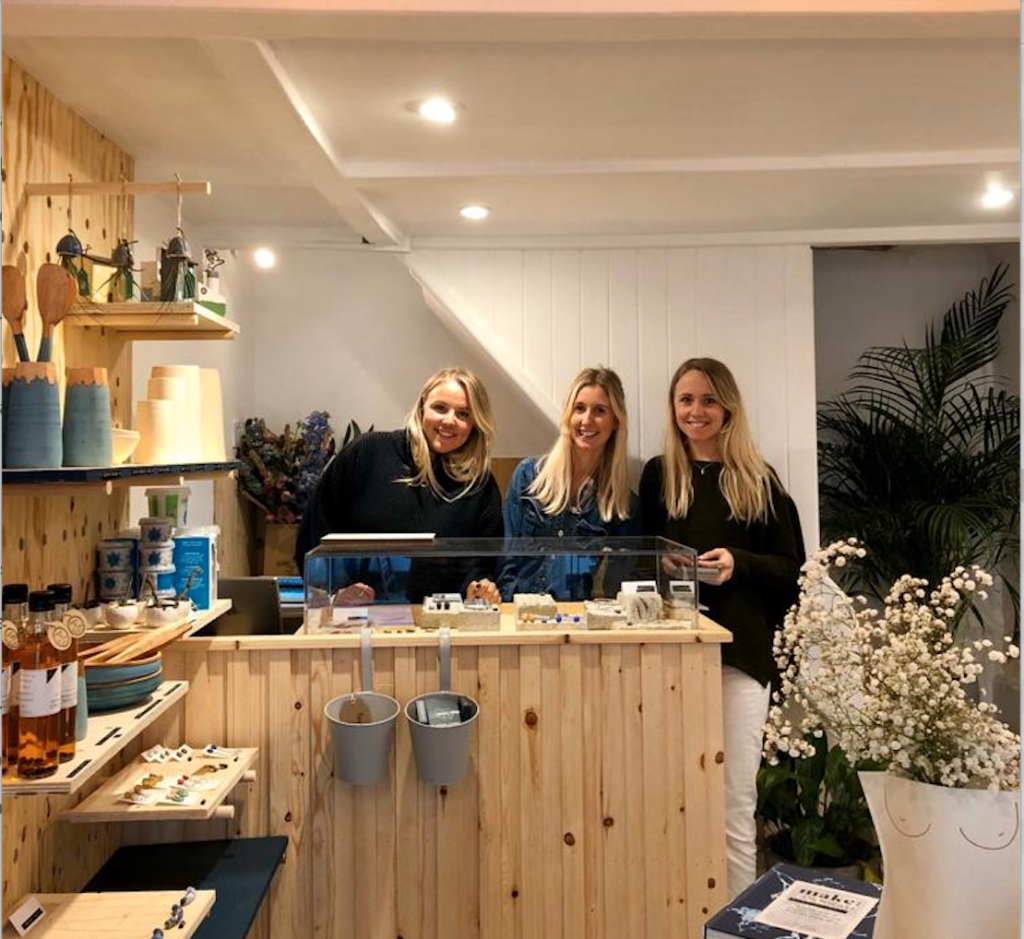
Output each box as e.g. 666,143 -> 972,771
65,300 -> 239,340
0,889 -> 215,939
1,680 -> 189,796
87,597 -> 233,640
3,461 -> 239,496
63,747 -> 258,823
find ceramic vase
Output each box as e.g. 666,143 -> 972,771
860,771 -> 1021,939
199,367 -> 226,461
6,362 -> 62,468
62,367 -> 113,466
146,375 -> 185,461
134,399 -> 175,464
150,365 -> 201,460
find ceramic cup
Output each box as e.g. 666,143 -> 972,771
63,367 -> 113,467
6,362 -> 62,468
139,541 -> 175,570
140,517 -> 174,544
98,570 -> 134,600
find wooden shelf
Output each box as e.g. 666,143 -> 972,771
1,889 -> 215,939
66,300 -> 239,340
87,598 -> 233,641
63,748 -> 258,823
3,461 -> 238,495
1,680 -> 189,796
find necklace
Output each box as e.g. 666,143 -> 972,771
692,460 -> 720,476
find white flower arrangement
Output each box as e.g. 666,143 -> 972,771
764,538 -> 1020,791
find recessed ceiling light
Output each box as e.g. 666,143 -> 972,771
418,97 -> 457,124
460,205 -> 490,221
981,184 -> 1014,209
253,247 -> 276,269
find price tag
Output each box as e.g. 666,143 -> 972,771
8,895 -> 45,935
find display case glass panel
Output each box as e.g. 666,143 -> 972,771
302,536 -> 700,632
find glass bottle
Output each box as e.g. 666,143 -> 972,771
2,584 -> 29,773
48,584 -> 77,762
17,591 -> 61,779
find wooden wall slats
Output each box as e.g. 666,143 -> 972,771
539,645 -> 563,939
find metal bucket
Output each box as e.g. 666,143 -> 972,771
324,627 -> 399,786
406,627 -> 479,785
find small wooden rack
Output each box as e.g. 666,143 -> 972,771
65,300 -> 239,341
62,748 -> 258,823
1,889 -> 215,939
1,680 -> 189,796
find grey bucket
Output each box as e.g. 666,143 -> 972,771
405,627 -> 479,785
324,627 -> 399,786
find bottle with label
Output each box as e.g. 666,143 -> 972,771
18,591 -> 61,779
47,584 -> 78,762
2,584 -> 29,774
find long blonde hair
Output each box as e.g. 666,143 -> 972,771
529,366 -> 631,522
662,357 -> 777,523
403,367 -> 495,499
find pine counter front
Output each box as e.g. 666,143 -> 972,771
153,613 -> 731,939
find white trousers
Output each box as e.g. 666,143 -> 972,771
722,664 -> 772,900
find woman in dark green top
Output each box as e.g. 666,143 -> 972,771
640,357 -> 803,900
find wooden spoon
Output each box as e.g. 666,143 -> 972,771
2,265 -> 30,362
36,263 -> 75,363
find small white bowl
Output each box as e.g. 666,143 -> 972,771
146,599 -> 192,627
105,601 -> 141,628
111,428 -> 141,465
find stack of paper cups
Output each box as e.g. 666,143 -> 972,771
146,375 -> 186,461
199,367 -> 227,461
134,399 -> 175,464
151,365 -> 201,460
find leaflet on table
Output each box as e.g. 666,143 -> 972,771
754,879 -> 879,939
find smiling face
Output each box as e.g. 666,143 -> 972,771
422,379 -> 475,454
569,384 -> 618,456
673,369 -> 728,449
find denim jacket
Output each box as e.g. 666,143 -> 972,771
498,457 -> 640,600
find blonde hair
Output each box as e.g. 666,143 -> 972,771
662,357 -> 777,524
529,366 -> 631,522
403,367 -> 495,499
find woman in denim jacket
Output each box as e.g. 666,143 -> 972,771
499,367 -> 639,599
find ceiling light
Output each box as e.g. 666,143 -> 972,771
418,97 -> 457,124
253,247 -> 276,269
460,205 -> 490,221
981,184 -> 1014,209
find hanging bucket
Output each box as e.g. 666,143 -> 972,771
324,626 -> 399,786
406,627 -> 479,785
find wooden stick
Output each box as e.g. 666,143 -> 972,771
106,622 -> 192,664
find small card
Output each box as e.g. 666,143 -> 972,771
9,895 -> 45,935
621,580 -> 658,594
754,878 -> 879,939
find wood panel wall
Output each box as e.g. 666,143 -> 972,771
2,54 -> 136,910
127,641 -> 727,939
407,245 -> 819,543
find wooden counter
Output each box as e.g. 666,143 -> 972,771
126,613 -> 730,939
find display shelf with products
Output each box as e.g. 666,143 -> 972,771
86,598 -> 232,640
1,680 -> 189,796
3,461 -> 238,496
65,300 -> 239,340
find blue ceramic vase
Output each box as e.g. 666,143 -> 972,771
2,367 -> 14,459
5,362 -> 62,468
62,367 -> 113,467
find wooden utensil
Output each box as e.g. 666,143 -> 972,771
106,621 -> 192,664
2,265 -> 31,362
36,263 -> 75,363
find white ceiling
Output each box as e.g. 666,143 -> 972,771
4,2 -> 1019,246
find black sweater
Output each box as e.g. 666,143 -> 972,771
295,430 -> 504,599
639,457 -> 804,687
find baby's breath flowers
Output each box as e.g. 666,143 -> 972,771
764,538 -> 1020,791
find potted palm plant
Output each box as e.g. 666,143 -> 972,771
817,263 -> 1019,632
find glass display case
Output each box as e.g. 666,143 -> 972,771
302,535 -> 701,632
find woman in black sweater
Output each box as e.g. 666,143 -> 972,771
639,357 -> 803,900
296,367 -> 503,605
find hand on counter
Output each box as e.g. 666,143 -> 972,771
466,578 -> 500,604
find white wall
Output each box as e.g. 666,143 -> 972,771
409,245 -> 820,547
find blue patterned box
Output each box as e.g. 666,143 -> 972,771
172,526 -> 219,611
705,863 -> 880,939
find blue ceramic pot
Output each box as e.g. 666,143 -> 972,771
6,362 -> 62,468
62,368 -> 112,467
2,367 -> 14,458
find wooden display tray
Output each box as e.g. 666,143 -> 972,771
1,889 -> 215,939
87,598 -> 232,640
63,747 -> 258,823
65,299 -> 239,340
1,680 -> 189,796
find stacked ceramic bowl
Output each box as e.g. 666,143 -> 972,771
139,517 -> 177,602
96,538 -> 136,601
85,654 -> 164,712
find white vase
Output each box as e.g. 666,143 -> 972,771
860,771 -> 1020,939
